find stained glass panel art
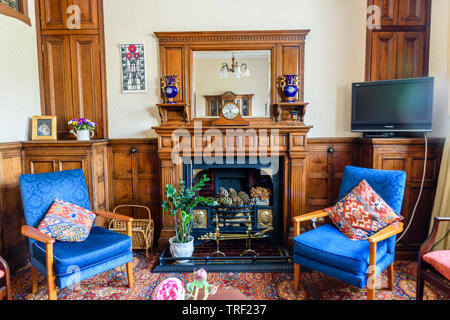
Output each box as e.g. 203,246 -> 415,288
0,0 -> 19,11
120,43 -> 147,93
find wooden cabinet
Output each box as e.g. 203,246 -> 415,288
21,140 -> 110,217
366,0 -> 431,81
369,31 -> 426,80
37,0 -> 107,139
360,138 -> 444,258
307,139 -> 359,213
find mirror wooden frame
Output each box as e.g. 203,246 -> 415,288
154,30 -> 310,125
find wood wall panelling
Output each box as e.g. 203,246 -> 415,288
109,140 -> 161,243
0,144 -> 27,272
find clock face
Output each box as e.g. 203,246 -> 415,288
222,103 -> 240,120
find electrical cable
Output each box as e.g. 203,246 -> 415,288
397,132 -> 428,243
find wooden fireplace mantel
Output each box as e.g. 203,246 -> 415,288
153,30 -> 312,248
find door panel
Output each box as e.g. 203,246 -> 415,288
397,32 -> 426,78
41,35 -> 74,137
68,0 -> 99,29
40,0 -> 68,30
70,35 -> 103,139
370,32 -> 398,80
399,0 -> 428,26
373,0 -> 399,25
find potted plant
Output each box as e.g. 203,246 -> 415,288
162,174 -> 212,263
68,118 -> 97,141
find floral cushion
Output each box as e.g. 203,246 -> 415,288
423,250 -> 450,281
325,180 -> 403,241
38,199 -> 96,242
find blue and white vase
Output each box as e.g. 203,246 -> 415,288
161,75 -> 180,104
281,74 -> 300,103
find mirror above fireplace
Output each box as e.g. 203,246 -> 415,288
193,50 -> 271,118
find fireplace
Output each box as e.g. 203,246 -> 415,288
184,158 -> 283,246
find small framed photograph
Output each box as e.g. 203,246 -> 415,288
32,116 -> 57,141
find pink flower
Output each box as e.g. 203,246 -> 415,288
128,45 -> 137,53
154,278 -> 186,300
195,268 -> 208,282
126,53 -> 133,60
134,53 -> 140,59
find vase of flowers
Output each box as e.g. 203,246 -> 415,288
162,175 -> 212,263
153,268 -> 218,300
68,118 -> 97,141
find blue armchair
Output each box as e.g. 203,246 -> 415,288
293,166 -> 407,300
19,169 -> 134,300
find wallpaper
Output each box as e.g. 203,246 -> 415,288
0,0 -> 41,142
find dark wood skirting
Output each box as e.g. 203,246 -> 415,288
0,137 -> 444,271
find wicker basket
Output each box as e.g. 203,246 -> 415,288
109,205 -> 154,258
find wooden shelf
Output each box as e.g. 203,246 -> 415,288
273,102 -> 309,124
157,103 -> 190,125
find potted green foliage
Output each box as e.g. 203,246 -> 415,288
162,174 -> 212,263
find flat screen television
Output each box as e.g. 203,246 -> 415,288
351,77 -> 434,134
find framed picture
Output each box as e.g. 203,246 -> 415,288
120,43 -> 147,93
32,116 -> 57,141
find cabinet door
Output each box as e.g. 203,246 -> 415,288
399,0 -> 428,26
68,0 -> 99,29
397,32 -> 426,78
372,0 -> 399,25
370,32 -> 398,80
70,35 -> 104,139
41,35 -> 74,137
40,0 -> 69,30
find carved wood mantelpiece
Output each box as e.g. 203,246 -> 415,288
153,30 -> 312,249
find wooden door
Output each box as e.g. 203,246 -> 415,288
68,0 -> 99,29
397,32 -> 426,78
40,0 -> 68,30
399,0 -> 429,26
370,32 -> 398,80
70,35 -> 104,139
41,35 -> 74,138
372,0 -> 400,25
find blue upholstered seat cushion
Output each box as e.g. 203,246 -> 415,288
293,224 -> 388,275
32,227 -> 131,277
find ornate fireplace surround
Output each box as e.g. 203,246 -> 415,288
152,30 -> 312,249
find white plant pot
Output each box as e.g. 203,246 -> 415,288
70,129 -> 94,141
169,236 -> 194,264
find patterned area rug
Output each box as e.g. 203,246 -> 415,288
11,252 -> 449,300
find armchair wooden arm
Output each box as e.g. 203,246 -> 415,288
21,225 -> 55,244
21,225 -> 57,300
368,222 -> 404,244
293,210 -> 328,237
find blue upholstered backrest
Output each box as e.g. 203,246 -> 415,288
338,166 -> 407,254
338,166 -> 407,215
19,169 -> 91,230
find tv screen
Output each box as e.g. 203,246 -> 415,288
351,77 -> 434,133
